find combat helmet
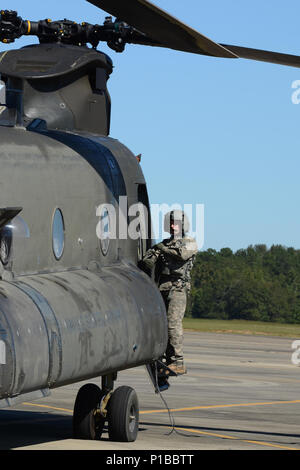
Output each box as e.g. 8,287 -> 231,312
164,210 -> 190,236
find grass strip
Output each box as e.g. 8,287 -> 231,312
183,318 -> 300,338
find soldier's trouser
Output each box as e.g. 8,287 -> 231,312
161,289 -> 187,364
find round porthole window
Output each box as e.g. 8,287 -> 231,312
52,208 -> 65,260
99,206 -> 110,256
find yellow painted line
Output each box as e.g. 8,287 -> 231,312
243,440 -> 298,451
190,372 -> 300,384
140,399 -> 300,415
23,399 -> 300,416
23,402 -> 73,413
175,427 -> 299,451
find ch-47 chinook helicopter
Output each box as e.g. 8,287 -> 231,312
0,0 -> 300,444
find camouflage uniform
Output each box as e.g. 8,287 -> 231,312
142,234 -> 197,366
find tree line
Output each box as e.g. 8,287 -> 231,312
189,245 -> 300,323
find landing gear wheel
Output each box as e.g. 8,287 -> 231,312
73,383 -> 106,440
107,386 -> 139,442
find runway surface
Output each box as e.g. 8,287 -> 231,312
1,331 -> 300,451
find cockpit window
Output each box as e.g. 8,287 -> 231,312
52,208 -> 65,260
0,215 -> 30,266
0,227 -> 12,265
6,215 -> 30,239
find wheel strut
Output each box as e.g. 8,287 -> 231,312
72,373 -> 139,442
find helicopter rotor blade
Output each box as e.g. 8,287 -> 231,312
86,0 -> 237,58
87,0 -> 300,69
220,44 -> 300,69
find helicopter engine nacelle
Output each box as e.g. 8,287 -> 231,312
0,43 -> 112,135
0,264 -> 166,405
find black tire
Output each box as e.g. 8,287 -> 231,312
73,383 -> 106,440
107,386 -> 139,442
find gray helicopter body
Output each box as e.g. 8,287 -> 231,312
0,43 -> 167,408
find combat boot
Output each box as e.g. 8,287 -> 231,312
167,360 -> 187,375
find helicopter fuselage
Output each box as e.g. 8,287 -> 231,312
0,44 -> 167,407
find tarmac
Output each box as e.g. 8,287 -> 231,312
1,331 -> 300,451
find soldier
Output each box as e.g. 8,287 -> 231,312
140,210 -> 198,375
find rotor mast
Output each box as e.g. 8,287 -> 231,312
0,9 -> 155,53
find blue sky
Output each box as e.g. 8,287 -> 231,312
2,1 -> 300,251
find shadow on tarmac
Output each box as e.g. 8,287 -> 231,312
0,409 -> 73,449
0,409 -> 149,449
